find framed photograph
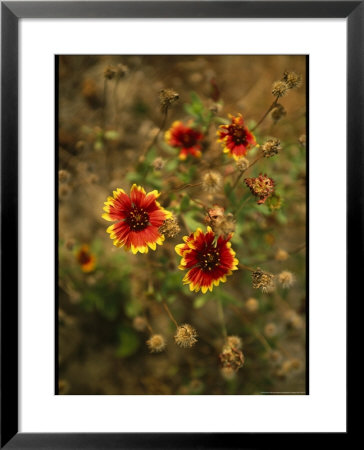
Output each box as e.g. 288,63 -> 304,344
1,1 -> 354,447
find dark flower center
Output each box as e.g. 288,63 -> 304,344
126,206 -> 150,231
78,250 -> 91,265
198,247 -> 221,272
230,124 -> 248,146
182,133 -> 197,148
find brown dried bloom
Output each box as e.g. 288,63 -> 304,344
262,138 -> 282,158
151,157 -> 166,171
205,207 -> 236,237
219,345 -> 244,372
146,334 -> 166,353
271,103 -> 286,123
282,71 -> 302,89
278,271 -> 295,289
58,169 -> 71,183
236,157 -> 250,172
159,88 -> 179,114
226,336 -> 242,350
174,324 -> 198,348
264,322 -> 277,338
202,171 -> 223,194
252,268 -> 275,293
133,316 -> 148,332
245,297 -> 259,313
159,215 -> 180,238
275,248 -> 289,261
104,65 -> 117,80
272,80 -> 289,98
245,174 -> 275,205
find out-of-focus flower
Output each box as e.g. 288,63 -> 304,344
174,324 -> 198,348
298,134 -> 306,146
266,193 -> 283,211
217,114 -> 256,160
158,215 -> 181,238
278,271 -> 295,288
165,121 -> 203,160
151,157 -> 166,171
236,157 -> 250,172
159,88 -> 179,114
264,322 -> 278,338
175,227 -> 238,294
275,248 -> 289,261
133,316 -> 148,332
146,334 -> 166,353
76,244 -> 96,273
245,297 -> 259,312
102,184 -> 172,254
226,336 -> 242,350
202,171 -> 223,193
245,174 -> 275,205
252,268 -> 275,293
261,138 -> 281,158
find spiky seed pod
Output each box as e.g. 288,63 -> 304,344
159,88 -> 179,114
226,336 -> 242,350
261,138 -> 282,158
271,103 -> 286,123
202,171 -> 223,194
159,215 -> 181,238
264,322 -> 278,338
151,157 -> 166,171
174,324 -> 198,348
245,297 -> 259,312
272,80 -> 289,98
282,71 -> 302,89
252,268 -> 275,293
278,271 -> 295,288
146,334 -> 166,353
236,156 -> 250,172
219,346 -> 244,372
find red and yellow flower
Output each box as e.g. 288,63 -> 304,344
76,245 -> 96,272
165,121 -> 203,160
217,114 -> 256,160
102,184 -> 172,254
175,227 -> 239,294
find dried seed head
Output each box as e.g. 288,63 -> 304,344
219,345 -> 244,372
245,297 -> 259,313
226,336 -> 242,350
245,174 -> 275,205
202,171 -> 223,193
278,271 -> 295,288
271,103 -> 286,123
104,65 -> 117,80
146,334 -> 166,353
298,134 -> 306,146
264,322 -> 278,338
236,157 -> 250,172
133,316 -> 148,332
272,80 -> 289,98
261,138 -> 282,158
58,169 -> 71,183
159,215 -> 181,238
159,88 -> 179,114
174,324 -> 198,348
275,248 -> 289,261
151,157 -> 166,171
116,63 -> 129,79
252,268 -> 276,293
282,71 -> 302,89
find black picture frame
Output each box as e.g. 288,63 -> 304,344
1,1 -> 355,448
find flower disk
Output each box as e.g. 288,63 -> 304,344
175,227 -> 239,294
217,114 -> 256,160
102,184 -> 172,254
165,121 -> 203,160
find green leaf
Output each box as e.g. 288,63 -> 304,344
116,326 -> 140,358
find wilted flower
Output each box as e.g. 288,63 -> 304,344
272,80 -> 289,98
159,88 -> 179,114
217,113 -> 256,160
174,324 -> 198,348
219,345 -> 244,372
261,138 -> 282,158
252,268 -> 275,293
158,215 -> 181,238
146,334 -> 166,353
165,121 -> 203,160
102,184 -> 172,254
278,271 -> 295,288
202,171 -> 223,193
76,244 -> 96,273
175,227 -> 239,294
245,174 -> 275,205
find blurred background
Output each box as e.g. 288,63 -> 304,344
58,55 -> 306,395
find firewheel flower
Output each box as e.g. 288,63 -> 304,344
165,121 -> 203,160
217,114 -> 256,160
102,184 -> 172,254
76,245 -> 96,272
175,227 -> 239,294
